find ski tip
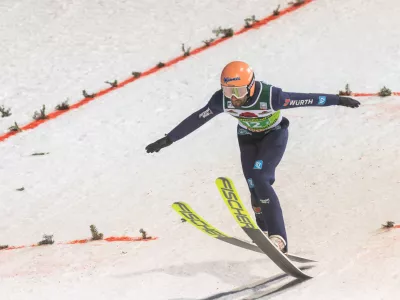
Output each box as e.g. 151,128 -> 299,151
172,201 -> 187,207
172,201 -> 193,210
215,176 -> 232,183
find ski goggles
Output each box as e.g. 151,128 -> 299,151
221,85 -> 249,99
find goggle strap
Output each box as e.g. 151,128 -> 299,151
247,73 -> 255,93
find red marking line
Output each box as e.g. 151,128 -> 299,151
353,92 -> 400,97
1,0 -> 396,144
0,1 -> 315,143
0,236 -> 158,252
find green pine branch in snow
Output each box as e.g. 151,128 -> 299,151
83,90 -> 96,98
105,80 -> 118,88
289,0 -> 305,7
90,225 -> 104,241
202,38 -> 215,47
55,100 -> 70,110
273,5 -> 281,16
9,122 -> 22,132
33,105 -> 48,120
38,234 -> 54,246
244,15 -> 259,28
212,26 -> 234,38
31,152 -> 50,156
381,221 -> 395,228
339,83 -> 352,96
378,86 -> 392,97
181,44 -> 191,57
0,105 -> 12,118
139,228 -> 151,239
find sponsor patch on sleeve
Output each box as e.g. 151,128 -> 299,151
199,107 -> 213,119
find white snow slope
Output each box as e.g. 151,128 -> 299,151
1,0 -> 399,299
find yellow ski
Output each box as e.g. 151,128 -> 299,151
172,201 -> 315,263
172,201 -> 229,238
172,201 -> 266,253
216,177 -> 312,279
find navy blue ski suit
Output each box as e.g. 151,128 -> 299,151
164,80 -> 344,251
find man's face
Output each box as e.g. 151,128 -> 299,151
231,95 -> 248,108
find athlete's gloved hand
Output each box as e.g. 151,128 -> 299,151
145,135 -> 173,153
338,96 -> 360,108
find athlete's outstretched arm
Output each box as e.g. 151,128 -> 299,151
145,90 -> 224,153
270,86 -> 360,110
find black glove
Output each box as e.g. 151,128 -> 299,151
145,135 -> 173,153
338,96 -> 360,108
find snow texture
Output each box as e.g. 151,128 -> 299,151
0,0 -> 399,299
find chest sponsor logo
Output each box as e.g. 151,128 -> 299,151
283,99 -> 313,107
227,109 -> 272,117
238,112 -> 280,131
227,101 -> 235,109
259,110 -> 272,115
260,102 -> 268,110
239,112 -> 258,118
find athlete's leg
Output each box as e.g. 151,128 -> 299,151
237,127 -> 267,231
250,126 -> 289,250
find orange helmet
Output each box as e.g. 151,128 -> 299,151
220,61 -> 255,99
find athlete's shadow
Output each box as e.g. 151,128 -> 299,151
114,259 -> 314,299
169,266 -> 313,300
114,258 -> 270,285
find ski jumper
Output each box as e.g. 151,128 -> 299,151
167,81 -> 340,251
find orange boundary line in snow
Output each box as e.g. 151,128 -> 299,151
0,236 -> 158,252
381,224 -> 400,231
353,92 -> 400,97
1,0 -> 398,144
0,1 -> 316,143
